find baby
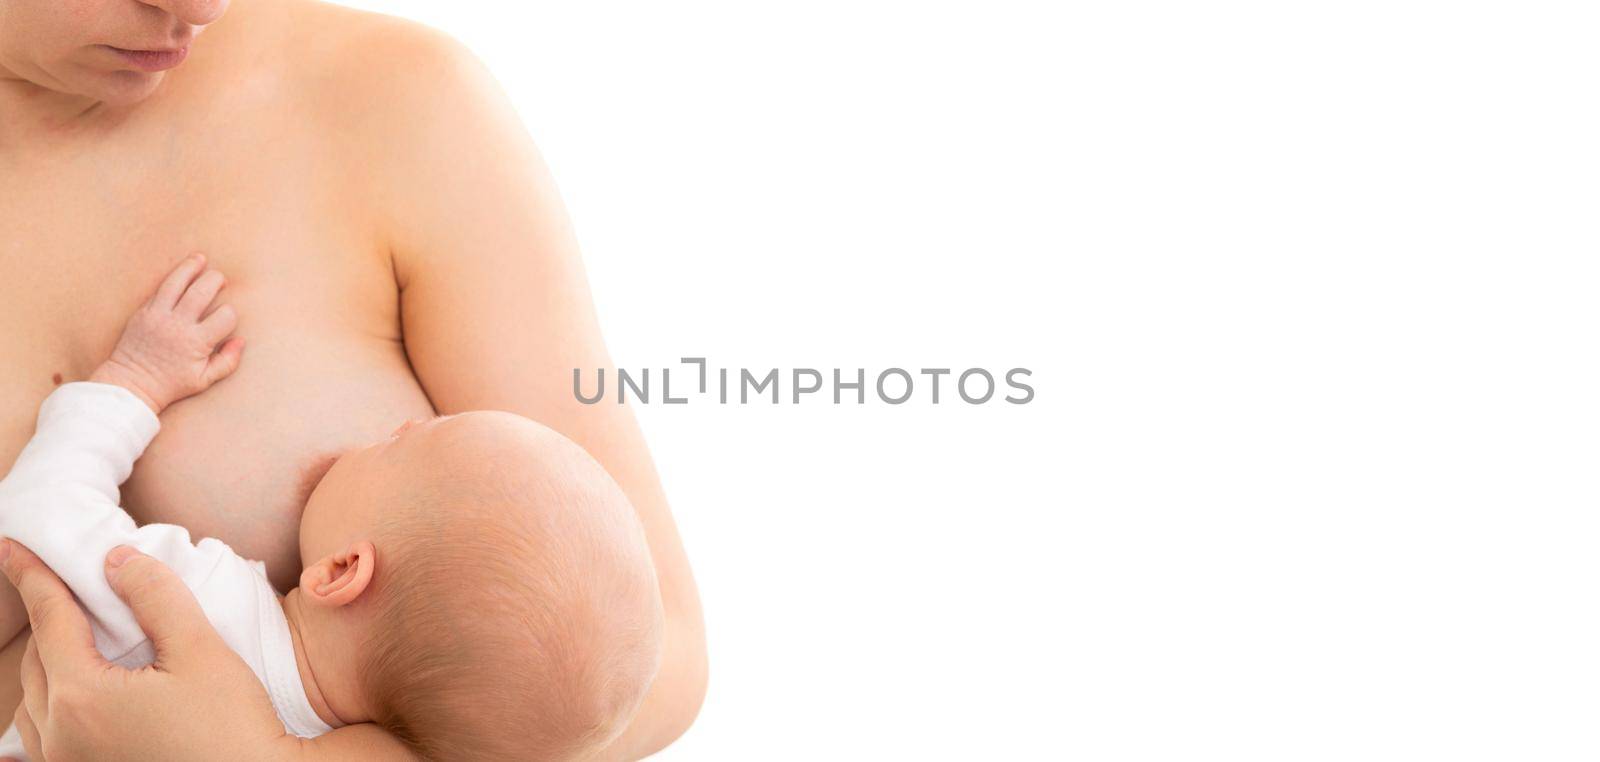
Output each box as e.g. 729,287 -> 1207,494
0,256 -> 664,760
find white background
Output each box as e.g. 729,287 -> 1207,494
343,2 -> 1595,759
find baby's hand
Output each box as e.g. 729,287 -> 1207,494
90,254 -> 245,413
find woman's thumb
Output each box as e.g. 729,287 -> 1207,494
104,546 -> 220,663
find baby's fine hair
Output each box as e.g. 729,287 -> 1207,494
357,413 -> 663,761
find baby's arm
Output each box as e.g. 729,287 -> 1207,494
0,255 -> 244,660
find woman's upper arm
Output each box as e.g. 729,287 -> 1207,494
370,28 -> 707,757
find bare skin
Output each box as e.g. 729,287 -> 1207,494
0,0 -> 706,757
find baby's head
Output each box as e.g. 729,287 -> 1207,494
296,412 -> 664,760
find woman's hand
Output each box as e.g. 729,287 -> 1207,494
0,540 -> 294,762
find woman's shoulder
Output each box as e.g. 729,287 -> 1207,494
240,2 -> 542,247
249,1 -> 523,178
271,0 -> 493,104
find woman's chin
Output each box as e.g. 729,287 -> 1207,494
89,69 -> 168,106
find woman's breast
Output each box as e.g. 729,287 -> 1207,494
1,107 -> 438,591
117,236 -> 437,590
0,275 -> 435,593
123,330 -> 436,591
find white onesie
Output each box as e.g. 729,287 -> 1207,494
0,383 -> 331,758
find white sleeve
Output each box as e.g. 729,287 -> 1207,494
0,383 -> 231,663
0,722 -> 23,760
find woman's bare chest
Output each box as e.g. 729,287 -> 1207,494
0,142 -> 436,590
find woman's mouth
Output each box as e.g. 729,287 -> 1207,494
105,45 -> 190,73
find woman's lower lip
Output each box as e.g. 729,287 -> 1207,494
107,45 -> 190,73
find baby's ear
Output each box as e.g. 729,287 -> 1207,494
298,541 -> 376,608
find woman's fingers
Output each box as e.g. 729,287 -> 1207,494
0,541 -> 103,680
11,703 -> 38,761
152,253 -> 207,310
102,546 -> 227,668
20,639 -> 45,735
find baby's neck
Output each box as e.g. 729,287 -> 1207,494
280,589 -> 370,728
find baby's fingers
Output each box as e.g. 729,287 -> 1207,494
200,303 -> 238,345
203,337 -> 245,385
177,269 -> 226,320
152,253 -> 207,310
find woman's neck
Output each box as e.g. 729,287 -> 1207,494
0,71 -> 108,145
